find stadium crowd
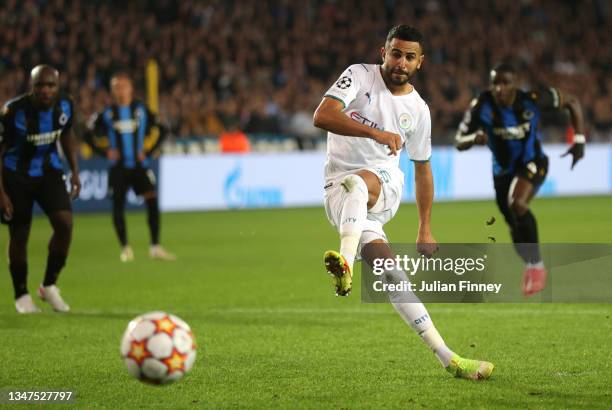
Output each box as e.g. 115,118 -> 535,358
0,0 -> 610,145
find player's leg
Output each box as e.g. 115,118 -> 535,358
509,176 -> 547,295
135,168 -> 175,261
339,170 -> 380,269
35,171 -> 73,312
142,191 -> 160,245
37,210 -> 72,312
361,239 -> 494,380
509,176 -> 539,260
324,170 -> 379,296
493,174 -> 516,238
8,223 -> 40,313
2,171 -> 40,313
109,167 -> 132,261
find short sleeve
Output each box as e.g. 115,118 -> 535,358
406,103 -> 431,161
323,65 -> 363,108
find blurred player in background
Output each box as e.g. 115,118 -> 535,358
314,25 -> 493,380
455,63 -> 585,296
87,73 -> 175,262
0,65 -> 81,313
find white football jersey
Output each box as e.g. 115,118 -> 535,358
323,64 -> 431,184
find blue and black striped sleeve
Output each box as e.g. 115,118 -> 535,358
102,108 -> 118,149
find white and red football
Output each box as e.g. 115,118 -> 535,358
120,311 -> 197,384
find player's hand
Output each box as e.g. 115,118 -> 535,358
416,231 -> 438,258
474,131 -> 488,145
561,143 -> 584,170
137,152 -> 146,162
69,173 -> 81,200
0,190 -> 13,221
372,130 -> 402,156
107,148 -> 119,161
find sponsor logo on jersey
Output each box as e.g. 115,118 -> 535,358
492,122 -> 531,140
27,129 -> 62,145
113,119 -> 138,133
350,112 -> 381,130
59,112 -> 69,126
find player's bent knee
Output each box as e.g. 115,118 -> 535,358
340,174 -> 368,198
509,199 -> 529,216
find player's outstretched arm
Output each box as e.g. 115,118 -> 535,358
455,130 -> 487,151
60,128 -> 81,199
313,97 -> 402,155
414,160 -> 438,257
559,91 -> 586,169
455,98 -> 486,151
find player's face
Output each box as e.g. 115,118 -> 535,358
381,38 -> 424,86
32,73 -> 59,109
491,70 -> 517,106
111,76 -> 134,105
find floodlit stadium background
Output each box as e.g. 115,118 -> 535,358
0,0 -> 610,211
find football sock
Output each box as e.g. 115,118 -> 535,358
112,198 -> 128,247
513,210 -> 541,263
145,197 -> 160,245
339,175 -> 368,270
43,252 -> 67,287
386,269 -> 455,367
9,263 -> 28,299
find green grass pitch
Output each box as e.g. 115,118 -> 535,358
0,196 -> 611,408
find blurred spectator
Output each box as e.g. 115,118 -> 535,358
219,120 -> 251,153
0,0 -> 610,145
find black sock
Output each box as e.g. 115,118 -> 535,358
146,197 -> 160,245
113,200 -> 128,247
512,210 -> 541,263
43,253 -> 67,287
9,263 -> 28,299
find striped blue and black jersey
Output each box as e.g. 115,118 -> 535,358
0,93 -> 73,177
90,101 -> 163,169
456,88 -> 561,176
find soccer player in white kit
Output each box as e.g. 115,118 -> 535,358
313,25 -> 494,380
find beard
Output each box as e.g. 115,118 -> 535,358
385,67 -> 413,85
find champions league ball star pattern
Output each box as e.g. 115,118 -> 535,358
121,312 -> 197,384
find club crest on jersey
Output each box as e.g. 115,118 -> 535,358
523,110 -> 534,120
59,112 -> 68,126
399,113 -> 413,130
336,76 -> 352,89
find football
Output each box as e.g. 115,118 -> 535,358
120,311 -> 197,384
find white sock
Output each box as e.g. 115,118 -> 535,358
386,269 -> 455,367
526,260 -> 544,269
338,175 -> 368,270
